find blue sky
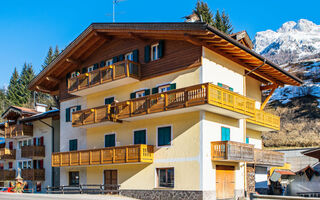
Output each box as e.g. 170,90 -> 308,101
0,0 -> 318,87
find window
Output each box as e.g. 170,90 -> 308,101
152,83 -> 176,94
221,127 -> 230,141
106,59 -> 113,67
134,129 -> 146,145
125,52 -> 133,61
158,84 -> 171,93
18,141 -> 22,149
246,137 -> 249,144
217,82 -> 234,92
87,66 -> 94,72
136,90 -> 146,98
23,140 -> 27,147
70,107 -> 77,122
69,171 -> 80,186
105,97 -> 115,105
8,162 -> 12,169
151,43 -> 159,61
69,139 -> 78,151
157,168 -> 174,188
18,162 -> 22,169
66,105 -> 81,122
71,72 -> 78,78
105,134 -> 116,148
157,126 -> 172,147
27,161 -> 32,169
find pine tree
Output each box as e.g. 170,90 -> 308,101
54,45 -> 60,59
7,68 -> 21,106
18,63 -> 35,106
193,0 -> 214,25
221,10 -> 233,34
214,10 -> 223,32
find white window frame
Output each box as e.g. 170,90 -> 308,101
125,52 -> 133,61
132,128 -> 148,145
156,125 -> 173,148
135,90 -> 146,98
70,106 -> 78,122
104,96 -> 115,105
87,66 -> 94,72
151,43 -> 159,61
104,133 -> 117,147
106,59 -> 113,67
158,84 -> 171,93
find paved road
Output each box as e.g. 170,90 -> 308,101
0,193 -> 137,200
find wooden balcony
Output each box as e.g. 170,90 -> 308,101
247,109 -> 280,131
21,169 -> 45,181
211,141 -> 255,162
21,145 -> 45,159
254,148 -> 284,166
0,148 -> 16,160
68,60 -> 140,96
4,124 -> 33,139
52,144 -> 154,167
72,83 -> 257,127
0,170 -> 15,181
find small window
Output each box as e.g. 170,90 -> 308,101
105,134 -> 116,148
125,52 -> 133,61
87,66 -> 94,72
69,171 -> 80,186
217,82 -> 233,92
221,127 -> 230,141
151,43 -> 159,61
136,90 -> 146,98
157,168 -> 174,188
69,139 -> 78,151
105,97 -> 115,105
158,84 -> 171,93
157,126 -> 172,147
134,129 -> 146,145
18,141 -> 22,149
106,59 -> 113,66
22,161 -> 26,169
27,161 -> 32,169
9,162 -> 13,169
23,140 -> 27,147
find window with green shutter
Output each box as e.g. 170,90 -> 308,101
66,108 -> 71,122
105,134 -> 116,147
105,97 -> 115,105
144,45 -> 151,63
69,139 -> 78,151
158,126 -> 172,147
217,82 -> 233,92
246,137 -> 249,144
221,127 -> 230,141
134,130 -> 146,144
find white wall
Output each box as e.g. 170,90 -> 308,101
255,166 -> 268,189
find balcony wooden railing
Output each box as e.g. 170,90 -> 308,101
4,124 -> 33,138
21,169 -> 45,181
68,60 -> 140,93
211,141 -> 255,162
247,109 -> 280,130
0,170 -> 15,181
52,144 -> 154,167
254,148 -> 284,166
72,83 -> 257,127
21,145 -> 45,158
0,148 -> 16,160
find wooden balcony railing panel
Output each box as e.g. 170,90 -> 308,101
52,144 -> 154,167
211,141 -> 254,162
254,148 -> 284,166
0,148 -> 16,160
0,170 -> 16,181
4,124 -> 33,138
21,169 -> 45,181
21,145 -> 45,158
68,60 -> 140,93
247,109 -> 280,130
72,105 -> 111,126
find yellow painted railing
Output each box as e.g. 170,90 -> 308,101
68,60 -> 140,93
247,109 -> 280,130
52,144 -> 154,167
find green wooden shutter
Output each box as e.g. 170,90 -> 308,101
246,137 -> 249,144
134,130 -> 146,144
158,126 -> 171,146
105,134 -> 115,147
105,97 -> 115,105
119,54 -> 125,61
145,89 -> 150,96
66,108 -> 71,122
170,83 -> 176,90
66,73 -> 71,87
81,68 -> 87,74
152,87 -> 158,94
218,83 -> 223,87
158,40 -> 164,58
76,105 -> 81,111
130,92 -> 136,99
144,45 -> 151,63
69,139 -> 78,151
100,60 -> 106,68
112,56 -> 118,63
229,87 -> 234,92
133,49 -> 139,62
221,127 -> 230,141
93,63 -> 99,70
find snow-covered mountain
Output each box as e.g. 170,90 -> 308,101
254,19 -> 320,65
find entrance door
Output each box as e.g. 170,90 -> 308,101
216,165 -> 235,199
104,170 -> 118,191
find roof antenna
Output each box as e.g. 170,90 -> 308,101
113,0 -> 125,23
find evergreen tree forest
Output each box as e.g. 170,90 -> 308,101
0,46 -> 60,119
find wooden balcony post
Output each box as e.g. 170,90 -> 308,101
69,152 -> 71,166
164,93 -> 168,110
60,154 -> 62,166
139,145 -> 143,162
146,97 -> 150,114
88,73 -> 91,87
99,69 -> 103,84
79,152 -> 82,165
126,61 -> 130,77
112,65 -> 115,81
225,142 -> 229,160
112,148 -> 115,163
100,149 -> 103,164
129,101 -> 133,118
206,84 -> 210,103
184,90 -> 189,107
89,151 -> 92,165
125,147 -> 128,163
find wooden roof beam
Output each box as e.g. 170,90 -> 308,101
260,84 -> 278,91
45,76 -> 60,84
129,32 -> 148,42
36,86 -> 58,95
94,31 -> 113,41
66,58 -> 82,66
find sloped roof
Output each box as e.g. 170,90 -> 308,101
28,23 -> 303,94
230,30 -> 254,49
19,109 -> 59,122
1,106 -> 39,119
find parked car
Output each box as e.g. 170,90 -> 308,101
0,187 -> 14,193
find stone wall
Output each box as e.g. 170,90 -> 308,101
247,165 -> 255,194
120,190 -> 203,200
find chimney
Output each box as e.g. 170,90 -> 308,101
35,103 -> 47,113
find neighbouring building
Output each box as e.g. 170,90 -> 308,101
28,23 -> 302,200
0,104 -> 60,192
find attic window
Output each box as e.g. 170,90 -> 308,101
106,59 -> 113,66
87,66 -> 94,72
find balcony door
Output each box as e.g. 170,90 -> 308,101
216,165 -> 235,199
104,170 -> 118,191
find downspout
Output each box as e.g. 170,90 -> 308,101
39,119 -> 55,187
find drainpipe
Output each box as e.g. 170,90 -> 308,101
39,119 -> 55,187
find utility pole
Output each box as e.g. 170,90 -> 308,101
112,0 -> 125,23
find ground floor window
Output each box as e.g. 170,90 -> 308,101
69,171 -> 79,186
157,168 -> 174,188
